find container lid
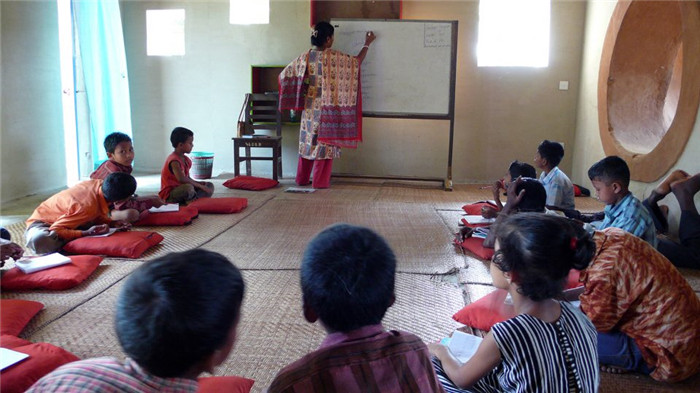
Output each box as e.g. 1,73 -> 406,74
189,152 -> 214,157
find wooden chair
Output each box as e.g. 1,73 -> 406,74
232,93 -> 283,180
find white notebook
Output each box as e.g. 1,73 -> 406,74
443,330 -> 483,364
463,215 -> 496,225
15,253 -> 72,274
149,203 -> 180,213
0,348 -> 29,371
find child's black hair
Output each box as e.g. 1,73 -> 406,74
103,132 -> 132,154
537,140 -> 565,168
508,160 -> 537,180
101,172 -> 137,202
311,21 -> 334,47
513,178 -> 547,212
301,223 -> 395,333
587,155 -> 630,188
115,249 -> 244,378
494,213 -> 595,301
170,127 -> 194,148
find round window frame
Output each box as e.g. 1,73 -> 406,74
598,0 -> 700,182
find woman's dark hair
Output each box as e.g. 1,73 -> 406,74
301,223 -> 396,333
116,249 -> 245,378
102,172 -> 137,202
493,213 -> 596,301
311,21 -> 334,47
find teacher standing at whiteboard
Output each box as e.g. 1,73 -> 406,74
279,21 -> 375,189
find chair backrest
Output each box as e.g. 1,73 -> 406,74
243,93 -> 282,137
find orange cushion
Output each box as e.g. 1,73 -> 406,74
188,197 -> 248,214
223,176 -> 279,191
0,342 -> 80,393
197,376 -> 255,393
461,202 -> 498,215
1,255 -> 103,291
458,237 -> 495,260
134,206 -> 199,226
62,231 -> 164,259
0,299 -> 44,336
453,289 -> 515,331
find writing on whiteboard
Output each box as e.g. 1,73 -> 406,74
424,24 -> 450,47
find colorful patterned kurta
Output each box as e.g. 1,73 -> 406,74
280,49 -> 362,161
579,228 -> 700,382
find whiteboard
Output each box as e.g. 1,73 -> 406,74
331,19 -> 457,118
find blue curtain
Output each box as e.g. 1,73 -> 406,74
72,0 -> 132,170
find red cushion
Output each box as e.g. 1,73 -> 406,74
458,237 -> 495,260
134,206 -> 199,226
453,289 -> 515,331
62,231 -> 164,259
0,342 -> 80,393
1,334 -> 32,349
223,176 -> 279,191
0,299 -> 44,336
1,255 -> 103,291
197,376 -> 255,393
188,197 -> 248,214
461,202 -> 498,215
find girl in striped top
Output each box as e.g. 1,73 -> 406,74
430,213 -> 600,392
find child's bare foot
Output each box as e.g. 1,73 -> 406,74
653,170 -> 690,198
600,364 -> 628,374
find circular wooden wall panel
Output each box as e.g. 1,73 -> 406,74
598,0 -> 700,182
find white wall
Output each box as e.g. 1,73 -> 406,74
124,0 -> 587,183
1,1 -> 66,203
572,0 -> 700,237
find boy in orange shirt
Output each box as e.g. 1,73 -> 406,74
25,172 -> 138,254
90,132 -> 164,218
159,127 -> 214,204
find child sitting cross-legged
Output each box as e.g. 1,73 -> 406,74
160,127 -> 214,204
90,132 -> 165,218
267,223 -> 445,393
27,249 -> 245,392
431,213 -> 599,393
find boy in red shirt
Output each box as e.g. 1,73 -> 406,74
90,132 -> 164,218
159,127 -> 214,203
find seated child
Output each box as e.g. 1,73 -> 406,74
573,227 -> 700,382
534,139 -> 575,210
643,169 -> 700,269
267,223 -> 444,393
432,213 -> 599,393
481,160 -> 537,217
25,173 -> 138,254
461,177 -> 548,248
90,132 -> 165,217
159,127 -> 214,204
27,249 -> 245,391
587,156 -> 656,247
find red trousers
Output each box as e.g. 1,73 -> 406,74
296,156 -> 333,188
